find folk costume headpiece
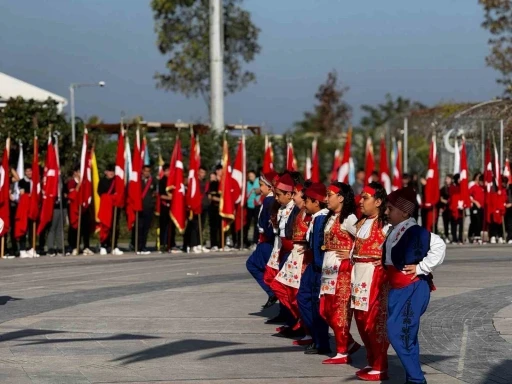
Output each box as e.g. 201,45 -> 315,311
387,187 -> 417,216
261,171 -> 278,187
276,173 -> 295,192
304,182 -> 327,201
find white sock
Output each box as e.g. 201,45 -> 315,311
368,370 -> 383,374
300,335 -> 312,341
333,353 -> 348,359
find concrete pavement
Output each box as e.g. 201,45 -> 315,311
0,245 -> 510,383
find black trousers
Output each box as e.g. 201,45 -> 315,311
468,206 -> 484,239
159,205 -> 176,251
244,206 -> 260,246
506,208 -> 512,241
69,210 -> 91,250
209,205 -> 221,248
131,208 -> 153,251
489,221 -> 504,239
19,220 -> 35,251
184,213 -> 206,249
442,209 -> 451,239
450,215 -> 463,243
9,204 -> 18,254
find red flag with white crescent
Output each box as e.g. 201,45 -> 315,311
0,138 -> 11,236
392,140 -> 402,191
37,137 -> 59,234
170,138 -> 186,233
338,128 -> 352,183
220,139 -> 235,232
262,135 -> 273,173
459,139 -> 471,208
126,128 -> 143,230
423,136 -> 439,231
330,149 -> 341,182
186,133 -> 202,215
29,136 -> 41,221
113,129 -> 126,208
232,137 -> 247,231
286,142 -> 297,171
364,137 -> 375,185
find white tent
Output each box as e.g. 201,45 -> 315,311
0,72 -> 67,112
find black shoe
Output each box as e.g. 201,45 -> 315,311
304,343 -> 331,355
262,296 -> 278,309
275,327 -> 306,339
265,314 -> 288,324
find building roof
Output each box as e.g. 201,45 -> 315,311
0,72 -> 67,111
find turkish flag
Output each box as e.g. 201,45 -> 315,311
0,138 -> 11,237
311,139 -> 320,182
232,137 -> 247,232
186,133 -> 202,215
155,153 -> 164,216
286,142 -> 297,171
459,139 -> 471,208
330,149 -> 341,182
338,128 -> 352,183
504,158 -> 511,186
493,141 -> 501,191
29,136 -> 41,221
484,141 -> 493,193
392,140 -> 402,191
423,136 -> 440,231
262,135 -> 273,173
220,139 -> 235,232
170,138 -> 186,233
37,138 -> 59,234
364,137 -> 375,186
379,138 -> 391,193
113,130 -> 126,208
15,194 -> 30,240
126,128 -> 143,230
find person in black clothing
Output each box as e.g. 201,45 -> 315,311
208,167 -> 222,250
159,164 -> 176,252
67,167 -> 93,255
131,165 -> 156,254
98,164 -> 122,255
183,166 -> 209,253
18,165 -> 37,257
437,175 -> 453,240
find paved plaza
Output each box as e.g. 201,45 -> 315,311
0,246 -> 510,383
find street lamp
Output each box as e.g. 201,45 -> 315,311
69,81 -> 106,146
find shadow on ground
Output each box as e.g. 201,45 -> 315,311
113,339 -> 244,365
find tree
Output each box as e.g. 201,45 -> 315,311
151,0 -> 261,107
360,93 -> 426,130
294,70 -> 352,136
0,97 -> 75,174
480,0 -> 512,96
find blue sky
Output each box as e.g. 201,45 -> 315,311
0,0 -> 501,133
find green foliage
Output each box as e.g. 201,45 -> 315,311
294,70 -> 351,136
0,97 -> 76,175
480,0 -> 512,96
360,93 -> 426,130
151,0 -> 261,105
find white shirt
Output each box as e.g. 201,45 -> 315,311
257,191 -> 273,233
277,199 -> 295,237
385,218 -> 446,275
306,208 -> 329,242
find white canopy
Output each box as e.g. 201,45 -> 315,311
0,72 -> 67,112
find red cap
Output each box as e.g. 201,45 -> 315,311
276,173 -> 295,192
261,171 -> 278,187
304,182 -> 327,201
387,187 -> 417,216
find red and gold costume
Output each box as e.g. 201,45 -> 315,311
319,213 -> 356,354
351,216 -> 390,373
271,208 -> 312,321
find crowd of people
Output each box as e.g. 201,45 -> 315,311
0,161 -> 264,258
246,170 -> 446,383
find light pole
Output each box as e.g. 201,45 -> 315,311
69,81 -> 106,146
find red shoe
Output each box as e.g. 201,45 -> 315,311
356,371 -> 389,381
355,367 -> 372,376
322,356 -> 350,364
292,339 -> 312,346
275,326 -> 289,332
348,342 -> 362,355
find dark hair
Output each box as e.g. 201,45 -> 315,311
215,164 -> 223,171
199,166 -> 207,172
303,180 -> 313,189
163,164 -> 170,171
402,173 -> 411,180
357,181 -> 387,226
452,173 -> 460,185
143,164 -> 151,169
478,174 -> 484,182
24,164 -> 32,170
371,170 -> 379,177
105,163 -> 115,172
502,175 -> 509,184
323,182 -> 356,233
289,171 -> 304,186
473,172 -> 482,181
248,169 -> 256,175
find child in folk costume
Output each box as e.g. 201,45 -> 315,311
246,171 -> 279,309
271,181 -> 313,340
384,187 -> 445,384
297,182 -> 331,355
263,173 -> 297,325
351,182 -> 391,381
319,182 -> 361,365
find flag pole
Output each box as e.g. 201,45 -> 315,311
1,237 -> 4,259
54,132 -> 66,256
239,131 -> 246,250
76,205 -> 82,255
111,207 -> 117,253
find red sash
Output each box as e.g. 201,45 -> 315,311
386,266 -> 419,289
141,177 -> 152,199
279,237 -> 294,257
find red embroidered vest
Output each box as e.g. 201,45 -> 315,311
323,214 -> 354,251
292,208 -> 311,243
352,218 -> 386,258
